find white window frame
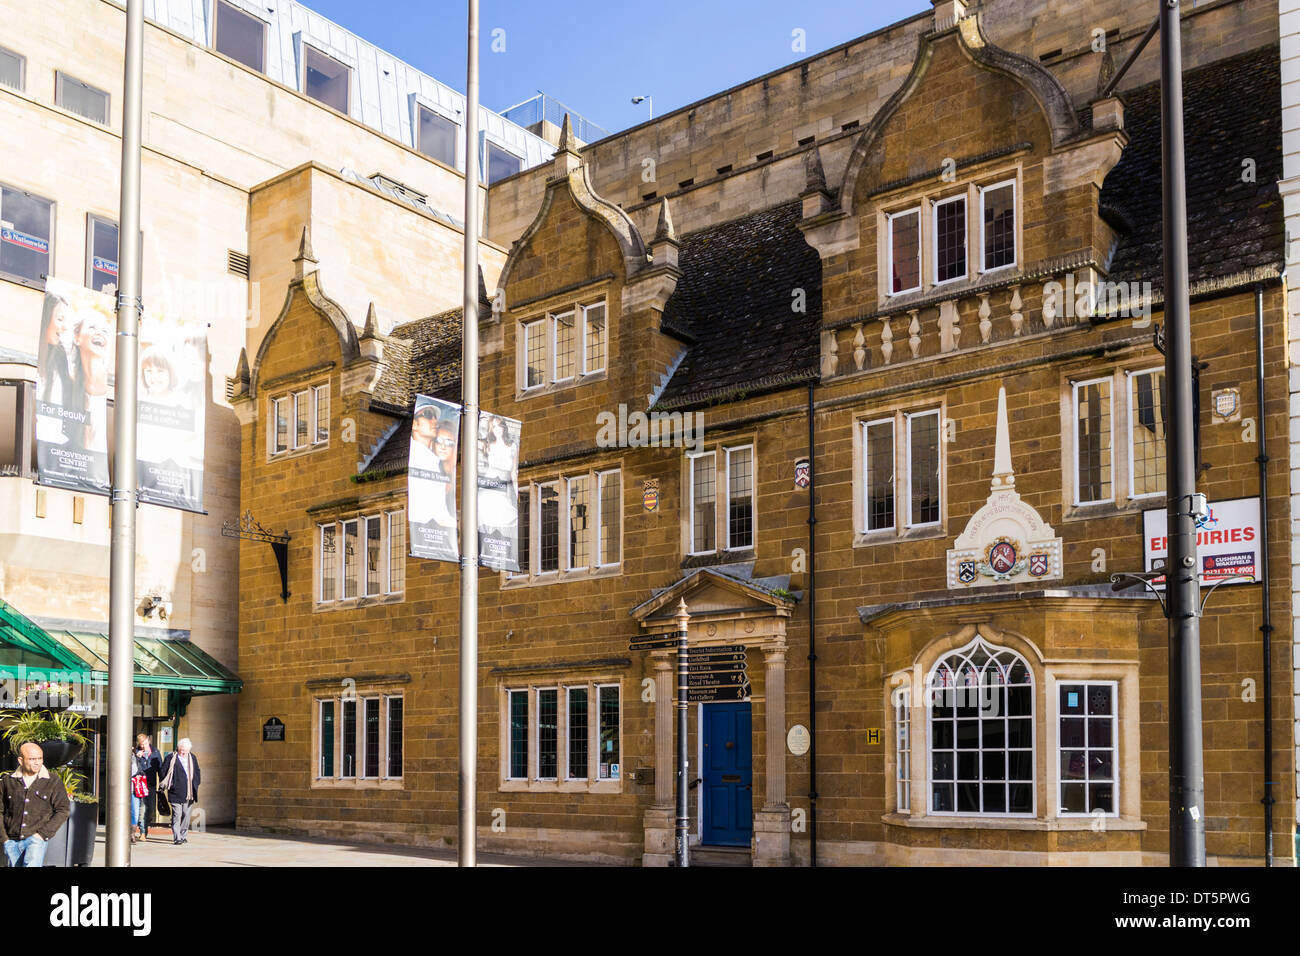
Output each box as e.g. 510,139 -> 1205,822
536,480 -> 561,575
317,511 -> 405,605
978,179 -> 1017,274
269,383 -> 328,455
85,214 -> 119,291
861,417 -> 896,534
931,194 -> 968,286
312,384 -> 329,444
313,692 -> 403,787
510,468 -> 623,584
895,685 -> 911,812
415,101 -> 460,168
0,182 -> 56,291
904,409 -> 941,529
564,685 -> 590,781
534,686 -> 559,782
1072,376 -> 1114,507
506,688 -> 530,781
925,637 -> 1037,818
580,301 -> 607,374
550,309 -> 577,383
886,207 -> 922,296
270,397 -> 288,454
595,468 -> 621,567
483,137 -> 524,185
0,45 -> 26,92
520,318 -> 547,392
1054,679 -> 1119,818
595,683 -> 621,781
1126,366 -> 1165,501
723,444 -> 755,552
687,450 -> 717,556
212,0 -> 269,74
564,474 -> 590,571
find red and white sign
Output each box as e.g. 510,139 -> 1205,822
1142,496 -> 1260,586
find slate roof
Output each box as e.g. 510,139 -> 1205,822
656,200 -> 822,409
1100,44 -> 1282,293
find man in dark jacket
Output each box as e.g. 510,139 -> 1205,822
159,739 -> 200,845
2,742 -> 71,867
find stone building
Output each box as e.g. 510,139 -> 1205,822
232,0 -> 1295,865
0,0 -> 551,823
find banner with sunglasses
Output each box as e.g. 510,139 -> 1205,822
408,394 -> 462,562
35,277 -> 207,511
476,412 -> 521,572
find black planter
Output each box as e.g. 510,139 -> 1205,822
37,740 -> 83,768
40,800 -> 97,867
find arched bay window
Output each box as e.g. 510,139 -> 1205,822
927,636 -> 1034,816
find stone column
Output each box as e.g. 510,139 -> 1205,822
753,643 -> 791,866
642,648 -> 675,866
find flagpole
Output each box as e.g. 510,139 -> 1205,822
458,0 -> 481,867
106,0 -> 144,868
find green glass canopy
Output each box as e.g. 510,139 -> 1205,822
0,598 -> 241,696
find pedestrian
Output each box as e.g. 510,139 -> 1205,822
159,738 -> 200,845
131,733 -> 161,843
2,742 -> 71,867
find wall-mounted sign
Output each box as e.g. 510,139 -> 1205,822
787,724 -> 810,756
642,478 -> 659,512
262,717 -> 286,742
1143,496 -> 1260,586
159,726 -> 173,745
794,458 -> 810,490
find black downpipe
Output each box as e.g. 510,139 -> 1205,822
807,383 -> 818,867
1254,283 -> 1274,866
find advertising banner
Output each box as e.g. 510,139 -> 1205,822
407,394 -> 461,562
1142,496 -> 1261,587
477,412 -> 520,572
35,279 -> 116,495
35,277 -> 207,511
136,302 -> 207,512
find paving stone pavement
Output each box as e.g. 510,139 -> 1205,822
98,826 -> 590,867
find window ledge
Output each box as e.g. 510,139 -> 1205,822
1063,498 -> 1164,523
881,812 -> 1146,831
499,779 -> 622,795
312,778 -> 404,790
854,526 -> 947,548
502,563 -> 622,589
681,550 -> 755,571
314,592 -> 405,612
268,441 -> 328,463
515,369 -> 608,402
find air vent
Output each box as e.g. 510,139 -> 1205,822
798,136 -> 816,147
715,164 -> 733,175
1038,48 -> 1062,62
227,250 -> 250,278
678,178 -> 694,189
840,120 -> 859,132
642,191 -> 657,202
225,377 -> 237,401
755,150 -> 773,162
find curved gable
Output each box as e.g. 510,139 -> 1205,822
250,270 -> 360,399
840,15 -> 1077,215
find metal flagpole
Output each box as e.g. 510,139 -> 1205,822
1158,0 -> 1206,867
674,599 -> 689,867
458,0 -> 481,868
106,0 -> 144,869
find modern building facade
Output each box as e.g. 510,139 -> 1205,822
0,0 -> 551,824
231,0 -> 1295,865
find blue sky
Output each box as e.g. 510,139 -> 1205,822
301,0 -> 931,134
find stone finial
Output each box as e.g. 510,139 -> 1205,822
1095,45 -> 1116,98
932,0 -> 967,29
361,302 -> 380,339
553,113 -> 582,177
649,197 -> 680,269
991,384 -> 1015,490
801,146 -> 834,219
293,225 -> 318,280
232,347 -> 250,396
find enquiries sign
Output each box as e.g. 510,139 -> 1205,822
1142,496 -> 1261,586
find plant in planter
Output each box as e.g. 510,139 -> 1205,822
2,710 -> 88,768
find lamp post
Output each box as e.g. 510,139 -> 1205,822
632,95 -> 653,120
1158,0 -> 1206,867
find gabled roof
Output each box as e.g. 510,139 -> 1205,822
656,201 -> 822,410
1101,44 -> 1282,292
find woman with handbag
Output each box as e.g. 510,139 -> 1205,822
130,734 -> 160,843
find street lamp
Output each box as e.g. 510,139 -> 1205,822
631,95 -> 653,120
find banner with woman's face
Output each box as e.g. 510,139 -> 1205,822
477,412 -> 521,572
407,394 -> 461,562
35,277 -> 207,512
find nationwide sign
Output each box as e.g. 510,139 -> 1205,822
1142,496 -> 1260,587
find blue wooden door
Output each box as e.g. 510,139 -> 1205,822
702,701 -> 753,846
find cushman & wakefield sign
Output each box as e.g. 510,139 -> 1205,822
1142,496 -> 1260,586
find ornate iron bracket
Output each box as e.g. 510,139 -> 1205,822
1110,570 -> 1256,618
222,509 -> 292,602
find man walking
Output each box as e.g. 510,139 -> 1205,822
159,738 -> 200,845
2,741 -> 71,867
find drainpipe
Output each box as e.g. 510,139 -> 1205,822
806,383 -> 818,867
1253,283 -> 1274,866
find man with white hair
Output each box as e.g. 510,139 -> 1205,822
159,738 -> 200,846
